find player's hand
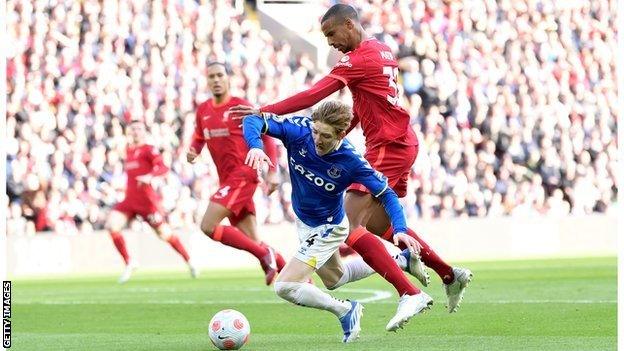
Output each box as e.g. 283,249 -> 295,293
136,174 -> 153,186
245,148 -> 274,170
228,105 -> 260,118
187,149 -> 199,164
393,232 -> 422,254
265,170 -> 280,195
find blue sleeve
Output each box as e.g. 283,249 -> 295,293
242,114 -> 267,149
351,159 -> 407,235
242,113 -> 310,149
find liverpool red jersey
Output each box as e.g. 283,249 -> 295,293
328,38 -> 418,149
123,144 -> 167,200
192,96 -> 277,183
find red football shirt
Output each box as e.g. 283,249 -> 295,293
328,38 -> 418,149
123,144 -> 167,200
192,96 -> 278,183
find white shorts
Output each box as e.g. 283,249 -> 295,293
294,216 -> 350,269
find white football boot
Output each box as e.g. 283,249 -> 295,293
118,261 -> 138,284
386,291 -> 433,331
445,267 -> 473,313
188,259 -> 200,279
397,249 -> 430,287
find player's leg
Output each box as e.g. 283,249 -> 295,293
365,203 -> 430,287
318,249 -> 426,291
234,213 -> 286,272
367,200 -> 473,313
344,191 -> 433,331
150,218 -> 197,278
274,218 -> 362,342
201,201 -> 277,285
368,143 -> 472,312
274,259 -> 361,342
315,251 -> 371,289
106,210 -> 131,263
105,208 -> 135,283
344,191 -> 420,297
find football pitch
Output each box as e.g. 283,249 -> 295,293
11,257 -> 616,350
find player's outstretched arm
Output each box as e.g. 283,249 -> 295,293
242,114 -> 271,170
229,76 -> 344,117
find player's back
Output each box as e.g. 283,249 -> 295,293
329,38 -> 417,149
195,97 -> 258,182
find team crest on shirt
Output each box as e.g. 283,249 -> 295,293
335,55 -> 352,68
299,148 -> 307,157
327,164 -> 342,179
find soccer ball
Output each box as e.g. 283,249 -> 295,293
208,309 -> 251,350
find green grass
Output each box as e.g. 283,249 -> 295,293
10,257 -> 617,350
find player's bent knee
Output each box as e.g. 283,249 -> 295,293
324,278 -> 341,290
274,282 -> 302,304
317,269 -> 342,289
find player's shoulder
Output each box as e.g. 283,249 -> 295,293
364,38 -> 395,61
366,37 -> 389,49
268,114 -> 311,127
336,140 -> 364,163
197,99 -> 213,112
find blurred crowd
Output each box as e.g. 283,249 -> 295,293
6,0 -> 618,235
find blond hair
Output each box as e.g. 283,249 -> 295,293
310,101 -> 353,134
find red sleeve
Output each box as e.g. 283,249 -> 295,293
147,147 -> 168,177
345,110 -> 361,135
260,76 -> 344,115
262,134 -> 279,172
190,105 -> 206,153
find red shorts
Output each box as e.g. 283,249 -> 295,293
211,174 -> 258,226
113,197 -> 165,228
347,144 -> 418,198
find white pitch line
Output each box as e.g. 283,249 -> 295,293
335,288 -> 394,303
14,299 -> 616,305
15,287 -> 395,305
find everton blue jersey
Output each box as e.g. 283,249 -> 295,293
243,114 -> 407,233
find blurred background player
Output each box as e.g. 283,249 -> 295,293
106,120 -> 197,283
187,62 -> 286,285
230,4 -> 472,312
243,101 -> 433,335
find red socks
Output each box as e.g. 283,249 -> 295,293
111,231 -> 191,264
110,231 -> 130,264
212,225 -> 269,260
405,229 -> 454,284
167,235 -> 190,262
346,227 -> 420,296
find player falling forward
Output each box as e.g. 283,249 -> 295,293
230,4 -> 472,313
106,120 -> 197,284
187,62 -> 285,285
243,101 -> 433,340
